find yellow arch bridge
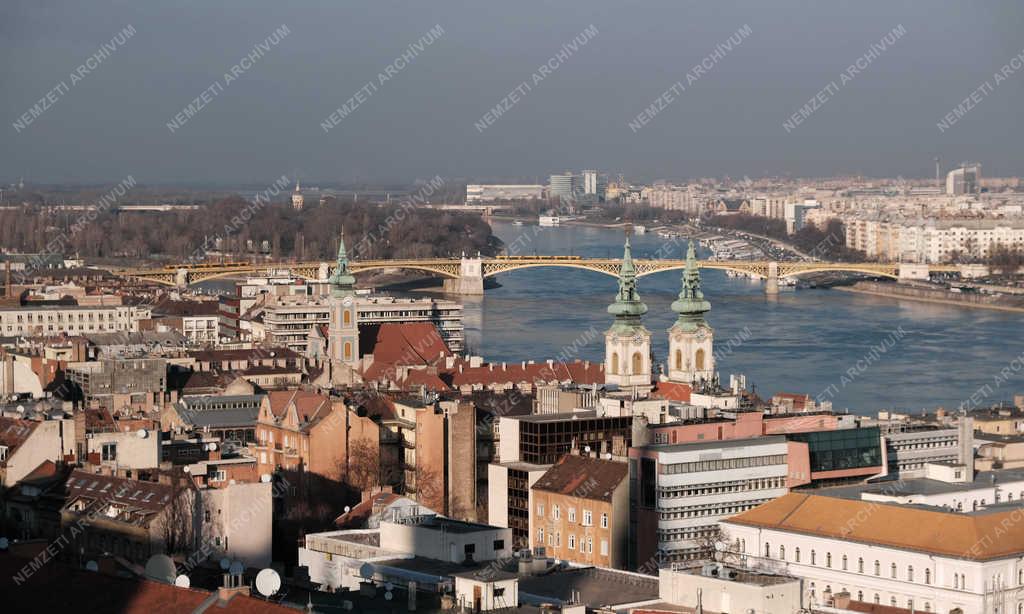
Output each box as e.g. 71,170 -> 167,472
113,256 -> 968,295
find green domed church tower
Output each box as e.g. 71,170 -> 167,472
328,233 -> 359,381
667,240 -> 715,384
604,237 -> 652,392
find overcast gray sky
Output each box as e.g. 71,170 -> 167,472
2,0 -> 1021,185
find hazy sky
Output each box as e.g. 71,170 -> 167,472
2,0 -> 1022,185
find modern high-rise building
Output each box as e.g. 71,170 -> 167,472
946,163 -> 981,195
549,173 -> 578,202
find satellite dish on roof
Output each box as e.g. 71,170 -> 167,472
85,560 -> 99,572
144,554 -> 177,583
219,557 -> 232,571
175,574 -> 190,588
137,428 -> 149,439
15,405 -> 25,414
229,560 -> 245,576
255,568 -> 281,597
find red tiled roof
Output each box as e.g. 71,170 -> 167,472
532,454 -> 628,502
360,323 -> 452,381
0,417 -> 39,464
400,368 -> 451,392
334,492 -> 404,528
448,359 -> 603,387
651,381 -> 692,402
264,389 -> 332,423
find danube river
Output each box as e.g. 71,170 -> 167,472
460,221 -> 1024,415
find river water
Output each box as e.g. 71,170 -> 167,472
461,221 -> 1024,415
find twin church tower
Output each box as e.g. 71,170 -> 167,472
604,238 -> 715,393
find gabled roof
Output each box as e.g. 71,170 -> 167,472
262,389 -> 333,428
62,469 -> 179,528
447,359 -> 603,388
360,322 -> 452,381
724,492 -> 1024,561
0,417 -> 39,464
532,454 -> 628,502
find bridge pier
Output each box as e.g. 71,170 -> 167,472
442,257 -> 484,295
764,262 -> 779,296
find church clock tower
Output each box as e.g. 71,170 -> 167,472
328,233 -> 359,381
667,240 -> 715,384
604,237 -> 652,393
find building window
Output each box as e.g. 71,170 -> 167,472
842,555 -> 847,570
631,352 -> 643,375
600,539 -> 608,556
857,591 -> 863,602
858,557 -> 864,573
343,341 -> 352,360
568,507 -> 576,523
874,594 -> 880,605
925,568 -> 931,585
765,543 -> 771,558
810,550 -> 816,565
600,513 -> 608,529
537,503 -> 544,517
553,505 -> 560,520
779,545 -> 785,560
493,540 -> 504,551
908,566 -> 914,582
674,349 -> 682,370
891,563 -> 897,579
101,443 -> 117,461
568,534 -> 576,550
343,310 -> 351,325
695,348 -> 705,370
826,553 -> 832,568
611,353 -> 619,374
538,528 -> 544,543
874,560 -> 880,576
795,548 -> 800,563
582,510 -> 592,526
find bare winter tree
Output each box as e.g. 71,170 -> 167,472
158,471 -> 199,557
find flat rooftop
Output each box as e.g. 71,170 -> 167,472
819,467 -> 1024,502
518,566 -> 659,608
642,434 -> 787,453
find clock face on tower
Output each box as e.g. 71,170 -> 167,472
695,328 -> 707,340
632,334 -> 644,344
342,296 -> 353,306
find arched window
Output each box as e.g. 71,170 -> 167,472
695,348 -> 705,371
343,341 -> 352,360
857,591 -> 863,602
908,566 -> 914,582
764,542 -> 771,558
891,597 -> 897,607
874,560 -> 880,576
795,547 -> 801,563
925,568 -> 931,585
874,594 -> 880,605
779,545 -> 785,560
811,550 -> 816,565
631,352 -> 643,375
674,349 -> 682,370
611,353 -> 619,374
842,555 -> 847,570
891,563 -> 897,578
858,557 -> 864,573
342,309 -> 351,325
954,574 -> 959,589
826,552 -> 832,568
